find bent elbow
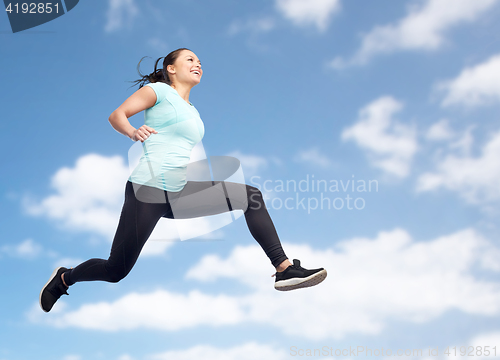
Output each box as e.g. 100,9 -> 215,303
108,111 -> 115,124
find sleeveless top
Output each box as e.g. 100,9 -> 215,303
128,82 -> 205,192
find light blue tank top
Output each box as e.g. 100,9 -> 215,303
128,82 -> 205,192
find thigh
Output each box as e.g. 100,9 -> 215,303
165,180 -> 249,219
108,181 -> 168,267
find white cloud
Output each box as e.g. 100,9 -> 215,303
23,153 -> 130,239
188,229 -> 500,339
275,0 -> 341,32
185,245 -> 270,287
148,342 -> 287,360
417,130 -> 500,204
438,54 -> 500,108
33,289 -> 245,331
331,0 -> 498,68
105,0 -> 139,33
62,355 -> 81,360
33,228 -> 500,340
342,96 -> 417,178
1,239 -> 42,259
294,147 -> 332,168
426,119 -> 455,141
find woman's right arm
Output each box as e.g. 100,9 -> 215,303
108,85 -> 158,142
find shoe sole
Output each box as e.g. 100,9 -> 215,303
274,269 -> 327,291
39,266 -> 64,313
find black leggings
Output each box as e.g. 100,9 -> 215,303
64,180 -> 288,286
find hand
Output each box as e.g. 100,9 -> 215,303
132,125 -> 158,142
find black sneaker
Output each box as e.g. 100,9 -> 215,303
39,267 -> 69,313
274,259 -> 327,291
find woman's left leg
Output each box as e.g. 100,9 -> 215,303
64,181 -> 168,285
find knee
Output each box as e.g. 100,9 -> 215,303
106,266 -> 129,283
246,185 -> 265,210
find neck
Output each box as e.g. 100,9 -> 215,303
170,82 -> 192,104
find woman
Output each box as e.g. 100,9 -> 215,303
39,48 -> 327,313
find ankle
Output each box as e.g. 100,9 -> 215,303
276,259 -> 292,272
61,272 -> 69,288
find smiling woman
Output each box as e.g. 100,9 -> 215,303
38,47 -> 327,313
130,47 -> 203,102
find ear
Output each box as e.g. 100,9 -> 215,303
167,64 -> 175,74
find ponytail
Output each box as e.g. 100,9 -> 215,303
128,48 -> 191,89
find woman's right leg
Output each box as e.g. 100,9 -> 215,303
63,181 -> 167,285
164,181 -> 327,292
165,180 -> 289,268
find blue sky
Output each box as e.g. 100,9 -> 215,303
2,0 -> 500,359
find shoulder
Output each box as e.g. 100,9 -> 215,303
144,82 -> 173,106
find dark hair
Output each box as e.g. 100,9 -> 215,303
128,47 -> 191,89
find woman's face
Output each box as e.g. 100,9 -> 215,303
168,50 -> 202,86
